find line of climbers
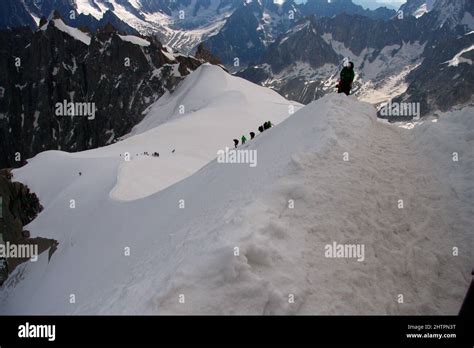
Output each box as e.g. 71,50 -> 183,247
119,149 -> 176,158
233,121 -> 273,148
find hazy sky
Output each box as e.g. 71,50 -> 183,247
352,0 -> 407,10
292,1 -> 408,10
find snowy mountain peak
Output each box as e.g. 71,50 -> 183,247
399,0 -> 436,18
39,10 -> 92,45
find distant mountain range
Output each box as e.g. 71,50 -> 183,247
0,0 -> 397,57
237,0 -> 474,116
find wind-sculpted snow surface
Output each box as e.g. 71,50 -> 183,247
91,64 -> 300,200
0,73 -> 472,314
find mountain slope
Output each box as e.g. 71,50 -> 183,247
0,0 -> 37,29
0,71 -> 472,314
0,15 -> 207,169
238,14 -> 427,104
204,0 -> 301,67
399,0 -> 437,18
0,0 -> 240,53
238,0 -> 474,115
88,64 -> 301,200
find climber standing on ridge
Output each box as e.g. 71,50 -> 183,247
250,132 -> 255,139
337,61 -> 355,96
233,139 -> 239,148
241,135 -> 247,145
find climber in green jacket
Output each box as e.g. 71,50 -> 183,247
241,135 -> 247,145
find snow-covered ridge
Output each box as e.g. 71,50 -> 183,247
413,0 -> 436,18
40,18 -> 91,45
2,89 -> 472,314
106,64 -> 300,200
444,45 -> 474,67
73,0 -> 234,53
1,66 -> 472,315
118,34 -> 150,47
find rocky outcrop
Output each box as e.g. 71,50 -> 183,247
0,169 -> 57,285
204,4 -> 269,68
0,0 -> 37,30
195,42 -> 223,66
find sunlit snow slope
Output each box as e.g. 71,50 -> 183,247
81,64 -> 300,200
0,68 -> 472,315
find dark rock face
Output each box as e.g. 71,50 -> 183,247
0,169 -> 57,285
392,32 -> 474,116
204,4 -> 268,67
194,42 -> 222,66
312,13 -> 426,55
0,0 -> 37,29
203,0 -> 396,67
387,0 -> 474,116
67,10 -> 140,35
0,169 -> 42,230
263,18 -> 340,74
0,17 -> 208,169
205,0 -> 300,66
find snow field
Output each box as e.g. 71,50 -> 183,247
0,67 -> 472,315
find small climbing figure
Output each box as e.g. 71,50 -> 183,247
241,135 -> 247,145
250,132 -> 255,139
233,139 -> 239,148
258,125 -> 264,133
337,61 -> 355,96
263,121 -> 272,130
